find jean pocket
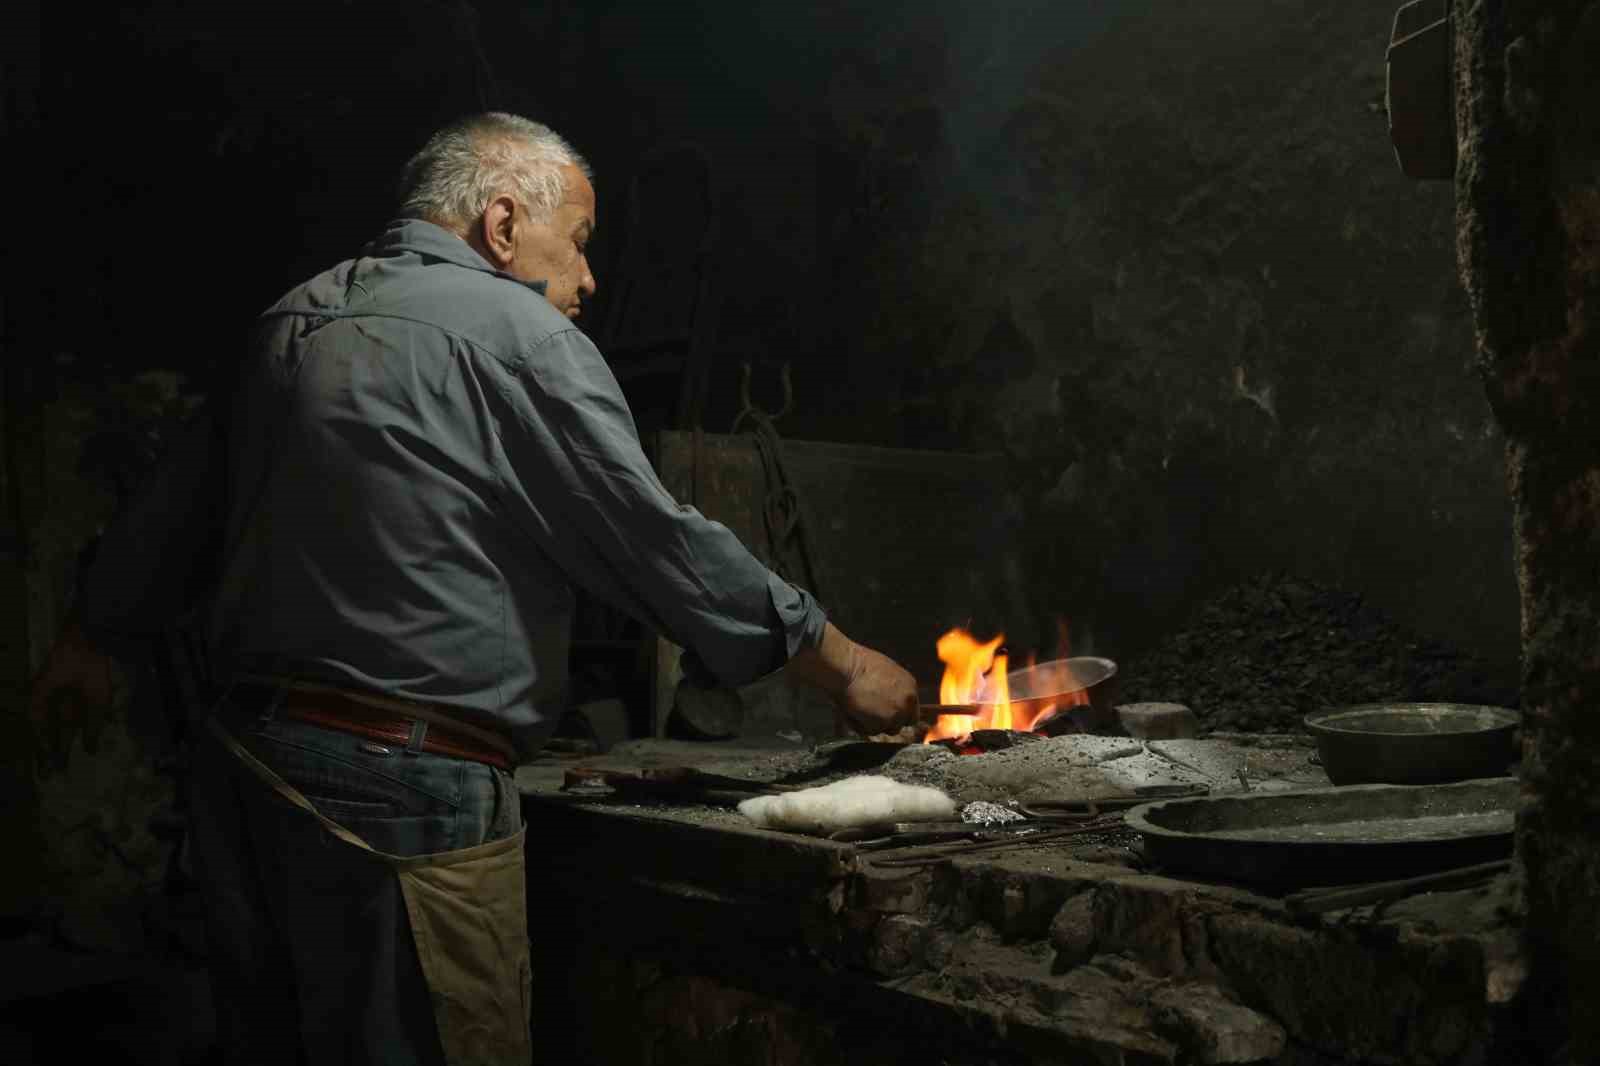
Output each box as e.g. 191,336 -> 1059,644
248,725 -> 465,814
301,795 -> 399,822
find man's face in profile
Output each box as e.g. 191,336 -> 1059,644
506,165 -> 597,320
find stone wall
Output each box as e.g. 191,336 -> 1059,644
797,0 -> 1514,667
573,0 -> 1518,674
0,366 -> 198,939
1453,0 -> 1600,1060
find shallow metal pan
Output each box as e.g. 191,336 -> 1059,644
1125,777 -> 1516,888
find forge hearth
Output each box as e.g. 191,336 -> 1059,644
519,737 -> 1524,1065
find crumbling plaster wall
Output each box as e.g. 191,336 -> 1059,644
791,0 -> 1516,670
1,367 -> 199,943
1453,0 -> 1600,1060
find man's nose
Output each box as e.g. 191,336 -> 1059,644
580,265 -> 597,298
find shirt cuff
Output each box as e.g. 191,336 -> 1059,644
768,571 -> 828,659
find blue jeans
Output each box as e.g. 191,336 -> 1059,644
189,688 -> 523,1066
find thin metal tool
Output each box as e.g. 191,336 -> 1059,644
1284,860 -> 1511,914
917,703 -> 980,721
864,815 -> 1127,868
561,764 -> 798,803
828,820 -> 1040,851
1019,784 -> 1209,822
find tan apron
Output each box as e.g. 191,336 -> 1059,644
209,719 -> 533,1066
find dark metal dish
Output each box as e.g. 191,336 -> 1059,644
1304,702 -> 1519,785
1009,656 -> 1120,734
1125,777 -> 1516,887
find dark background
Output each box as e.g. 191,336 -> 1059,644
0,0 -> 1526,1028
5,0 -> 1516,675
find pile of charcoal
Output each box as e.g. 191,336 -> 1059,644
1116,572 -> 1518,734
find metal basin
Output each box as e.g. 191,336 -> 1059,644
1004,656 -> 1120,734
1304,702 -> 1519,786
1126,777 -> 1516,886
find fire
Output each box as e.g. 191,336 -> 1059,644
924,621 -> 1090,743
987,654 -> 1014,729
923,629 -> 1003,743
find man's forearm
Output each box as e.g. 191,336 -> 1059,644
782,621 -> 858,696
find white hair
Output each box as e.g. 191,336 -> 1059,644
396,112 -> 592,229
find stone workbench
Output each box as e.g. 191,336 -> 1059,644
516,738 -> 1524,1066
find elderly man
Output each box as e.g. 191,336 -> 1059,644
34,112 -> 918,1065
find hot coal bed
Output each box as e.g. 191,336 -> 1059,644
520,575 -> 1525,1066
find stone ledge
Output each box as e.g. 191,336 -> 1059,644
843,849 -> 1508,1064
526,780 -> 1517,1065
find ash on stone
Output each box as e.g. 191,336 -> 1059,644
961,800 -> 1025,826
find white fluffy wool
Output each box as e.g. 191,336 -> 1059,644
737,775 -> 955,834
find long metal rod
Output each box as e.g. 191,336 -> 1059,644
917,703 -> 979,721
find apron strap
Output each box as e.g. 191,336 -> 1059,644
208,718 -> 378,854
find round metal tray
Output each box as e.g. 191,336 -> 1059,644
1304,702 -> 1519,786
1004,657 -> 1119,734
1126,777 -> 1516,887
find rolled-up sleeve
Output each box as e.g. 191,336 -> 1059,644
495,328 -> 826,689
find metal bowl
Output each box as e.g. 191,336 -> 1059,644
1126,776 -> 1516,886
1303,702 -> 1520,786
1006,656 -> 1120,735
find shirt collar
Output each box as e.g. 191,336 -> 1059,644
369,218 -> 548,296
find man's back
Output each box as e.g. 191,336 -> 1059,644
210,218 -> 581,756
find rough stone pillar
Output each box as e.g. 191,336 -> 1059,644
1454,0 -> 1600,1058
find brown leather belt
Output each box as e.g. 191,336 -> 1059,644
274,688 -> 513,772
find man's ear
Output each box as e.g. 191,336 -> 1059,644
478,195 -> 519,268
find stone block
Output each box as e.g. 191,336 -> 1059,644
868,914 -> 934,978
1048,890 -> 1097,968
1092,877 -> 1195,977
853,866 -> 932,914
1150,983 -> 1286,1064
1117,702 -> 1200,740
1205,911 -> 1490,1063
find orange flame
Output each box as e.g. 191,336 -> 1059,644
987,654 -> 1013,730
925,628 -> 1007,742
924,619 -> 1090,742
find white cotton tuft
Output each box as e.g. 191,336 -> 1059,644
737,775 -> 956,834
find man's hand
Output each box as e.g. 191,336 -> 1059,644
785,622 -> 919,736
834,642 -> 919,736
27,621 -> 128,774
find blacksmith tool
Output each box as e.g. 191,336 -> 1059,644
1019,783 -> 1209,822
863,815 -> 1129,868
827,820 -> 1040,851
1284,860 -> 1511,915
917,703 -> 981,721
561,764 -> 797,805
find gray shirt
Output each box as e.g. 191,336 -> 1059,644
86,219 -> 826,757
